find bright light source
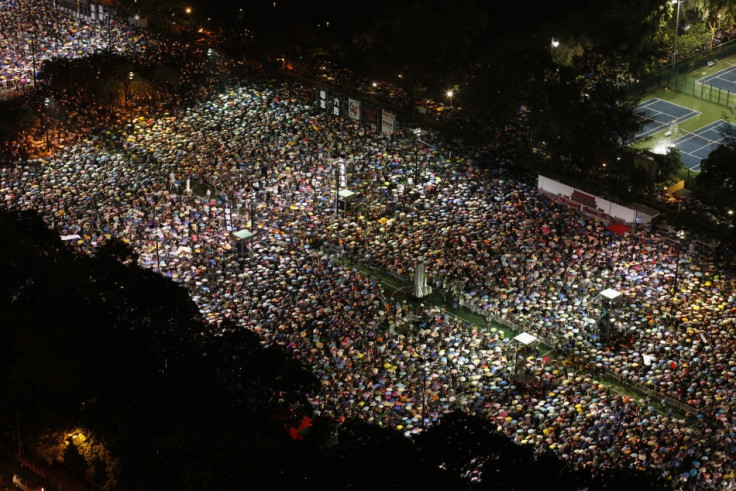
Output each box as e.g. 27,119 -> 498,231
446,90 -> 454,98
551,38 -> 560,48
185,7 -> 191,14
652,143 -> 669,155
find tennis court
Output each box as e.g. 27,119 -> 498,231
670,120 -> 736,171
698,64 -> 736,93
631,98 -> 699,142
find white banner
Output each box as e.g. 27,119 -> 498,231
348,98 -> 361,121
224,201 -> 233,231
339,160 -> 347,189
537,175 -> 637,224
381,110 -> 395,135
333,97 -> 340,116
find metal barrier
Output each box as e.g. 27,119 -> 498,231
459,297 -> 702,418
321,243 -> 704,420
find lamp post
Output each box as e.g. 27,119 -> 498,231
551,37 -> 560,55
148,217 -> 162,273
185,6 -> 192,30
420,357 -> 430,428
43,98 -> 51,150
107,6 -> 114,54
671,229 -> 686,325
127,71 -> 134,128
672,0 -> 682,65
334,156 -> 343,216
30,20 -> 38,89
446,89 -> 454,108
413,128 -> 422,184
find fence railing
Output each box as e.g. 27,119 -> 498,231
669,38 -> 736,75
660,70 -> 736,110
628,38 -> 736,97
462,297 -> 702,418
320,241 -> 703,420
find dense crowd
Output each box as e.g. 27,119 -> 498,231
1,77 -> 736,488
0,0 -> 154,95
2,2 -> 736,488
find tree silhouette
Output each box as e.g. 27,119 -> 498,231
0,210 -> 318,489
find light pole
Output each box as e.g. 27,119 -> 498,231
551,37 -> 560,55
43,98 -> 50,150
413,128 -> 422,184
670,229 -> 686,325
334,156 -> 341,216
30,21 -> 38,89
128,71 -> 134,128
107,6 -> 114,54
672,0 -> 682,65
148,217 -> 162,273
420,357 -> 430,428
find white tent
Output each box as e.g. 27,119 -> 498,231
513,332 -> 538,345
600,288 -> 621,301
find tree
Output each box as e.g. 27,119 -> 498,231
98,77 -> 125,106
655,147 -> 683,180
691,0 -> 736,49
530,73 -> 642,172
0,210 -> 320,490
150,64 -> 181,99
0,99 -> 38,157
676,23 -> 712,58
355,0 -> 489,104
128,75 -> 154,104
697,143 -> 736,205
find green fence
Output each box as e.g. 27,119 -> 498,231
660,70 -> 736,110
670,38 -> 736,75
628,39 -> 736,96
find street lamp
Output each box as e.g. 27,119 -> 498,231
106,6 -> 115,54
551,37 -> 560,55
43,98 -> 51,150
334,156 -> 343,216
413,128 -> 423,184
420,356 -> 431,428
672,0 -> 682,65
148,218 -> 163,273
30,18 -> 38,89
670,229 -> 686,325
128,71 -> 134,128
446,89 -> 454,108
